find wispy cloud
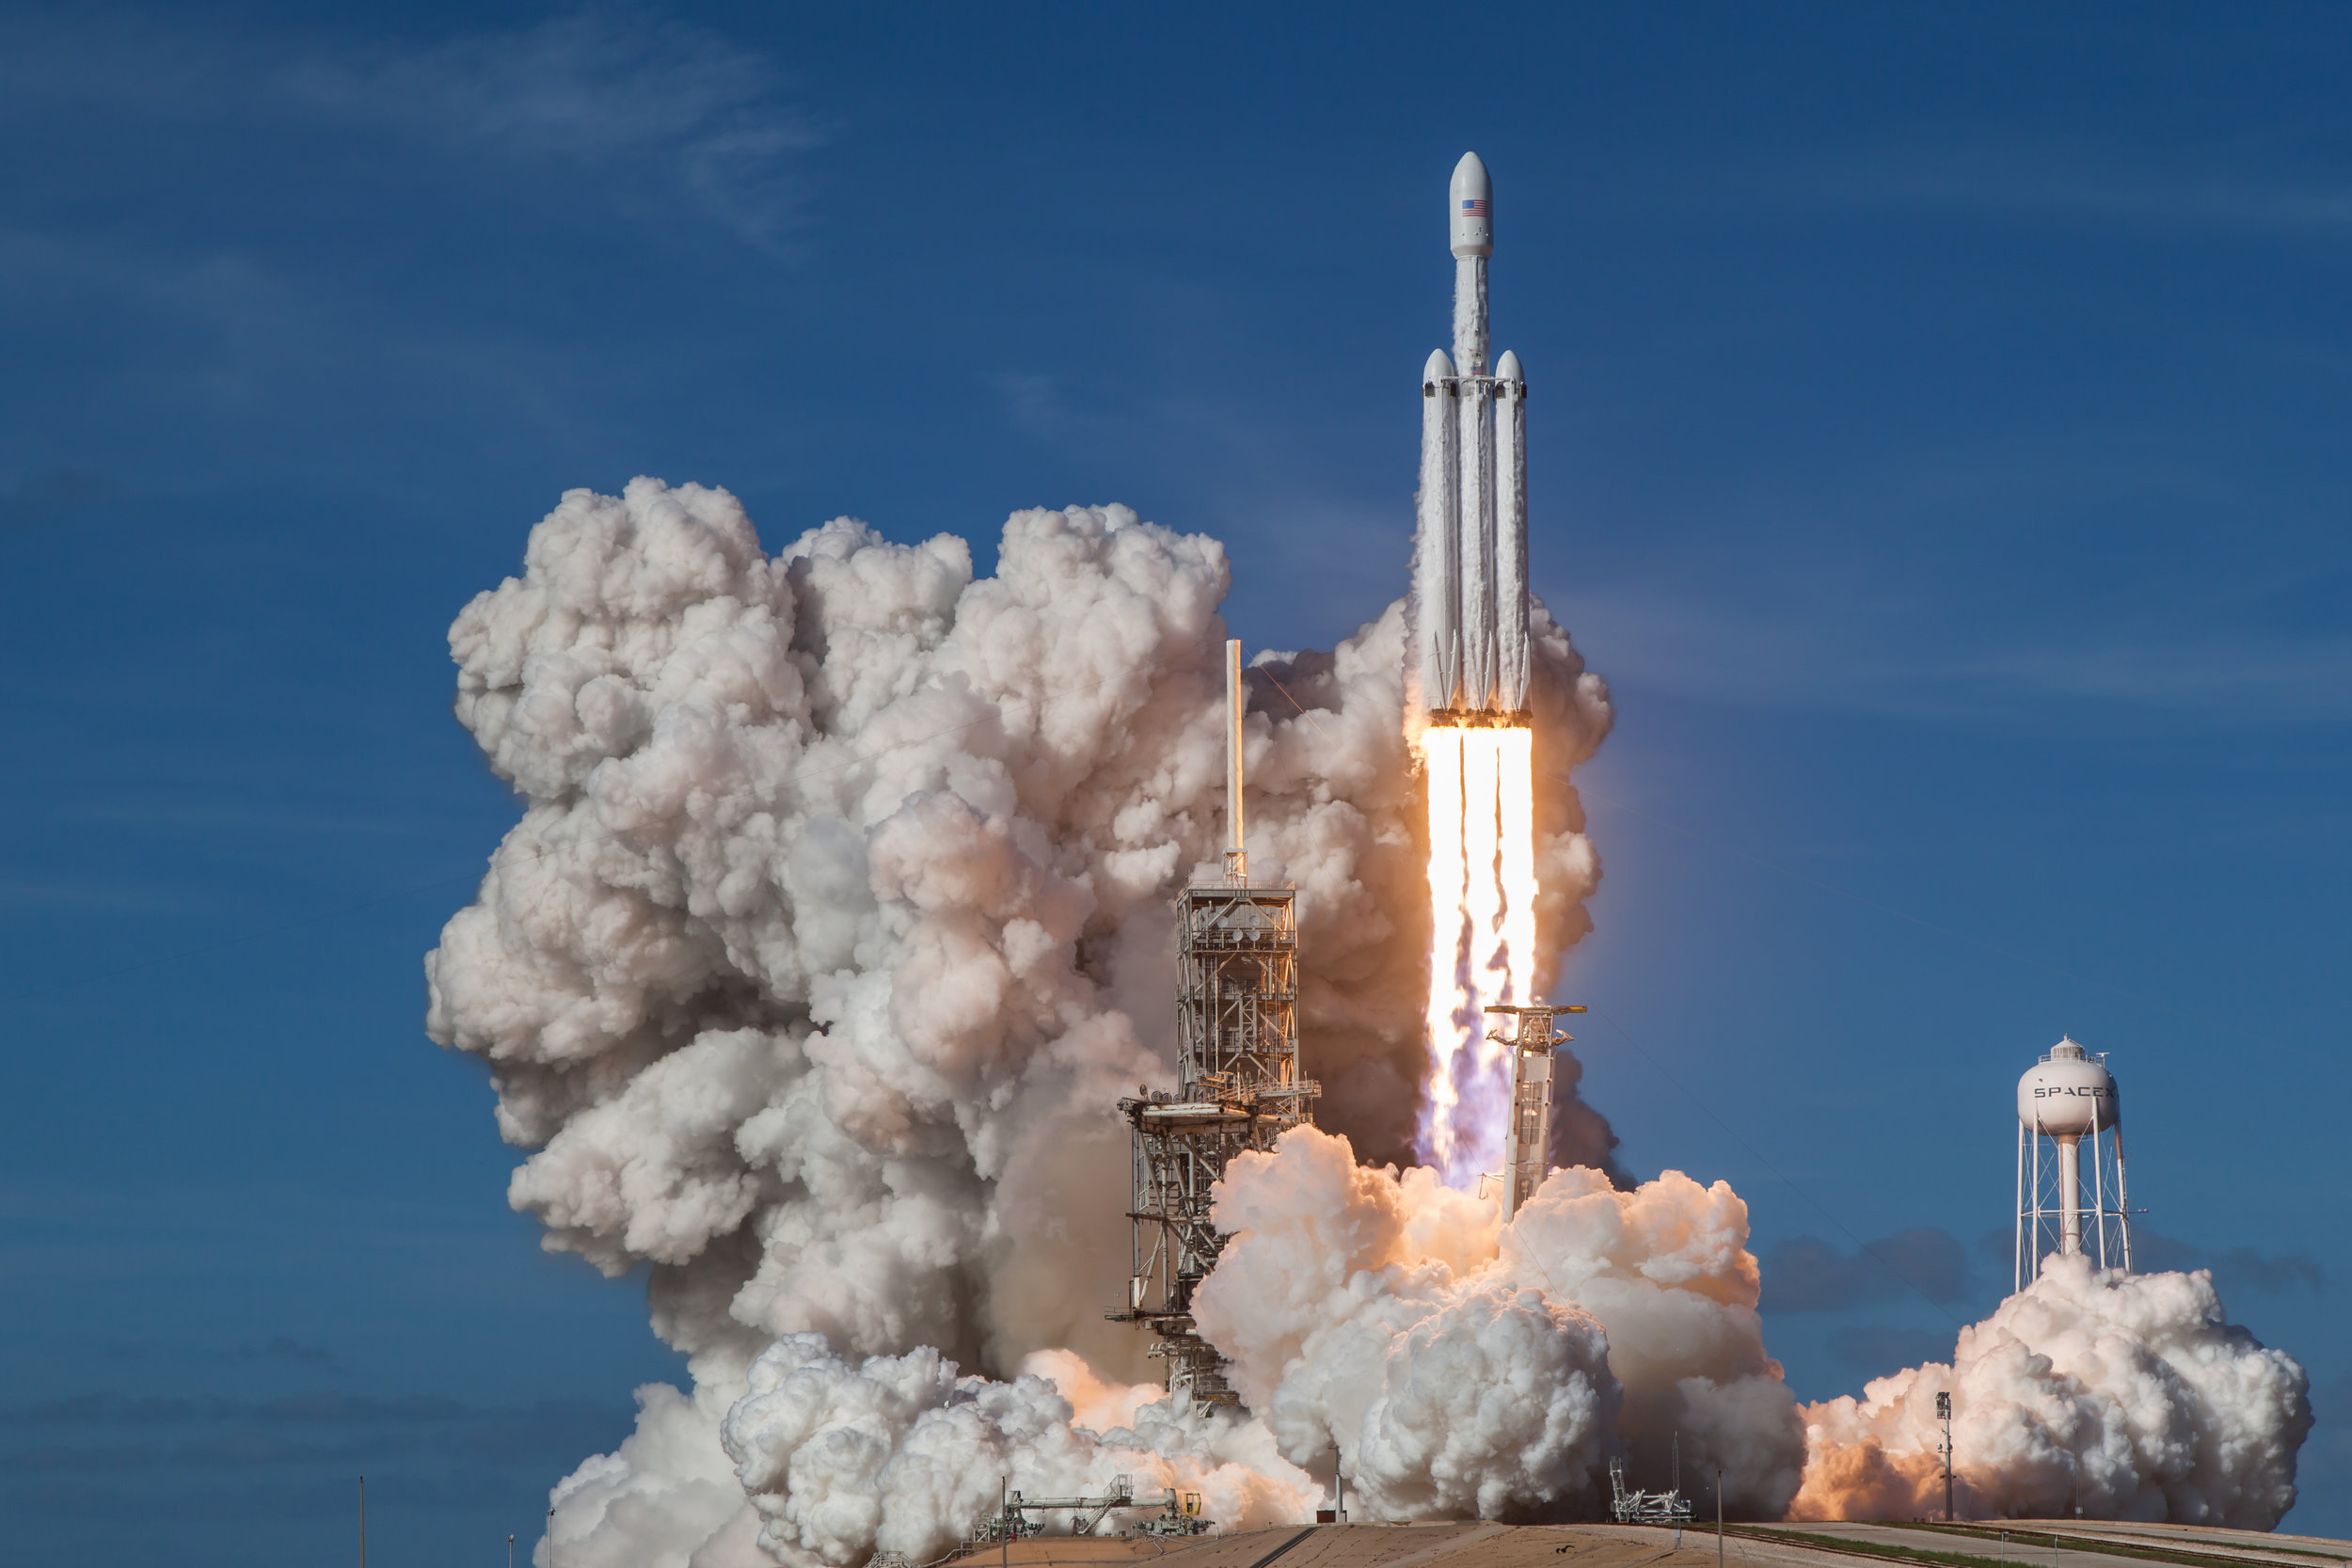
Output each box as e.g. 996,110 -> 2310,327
994,372 -> 1069,439
278,13 -> 826,250
0,10 -> 825,253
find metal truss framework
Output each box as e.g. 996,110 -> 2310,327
2016,1110 -> 2136,1291
1110,881 -> 1317,1412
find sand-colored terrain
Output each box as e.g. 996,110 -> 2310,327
948,1518 -> 2349,1568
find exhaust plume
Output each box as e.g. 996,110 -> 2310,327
720,1337 -> 1318,1566
431,479 -> 2305,1557
1191,1126 -> 1805,1520
427,480 -> 1611,1562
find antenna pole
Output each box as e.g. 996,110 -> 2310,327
1936,1390 -> 1955,1522
1224,640 -> 1247,883
358,1475 -> 366,1568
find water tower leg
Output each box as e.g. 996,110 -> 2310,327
2057,1135 -> 2081,1256
2014,1122 -> 2026,1295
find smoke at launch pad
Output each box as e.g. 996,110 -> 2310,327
422,154 -> 2312,1567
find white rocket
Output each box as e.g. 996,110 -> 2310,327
1414,151 -> 1530,722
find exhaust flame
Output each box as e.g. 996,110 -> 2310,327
1417,721 -> 1539,1186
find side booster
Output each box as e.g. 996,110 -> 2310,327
1415,151 -> 1531,723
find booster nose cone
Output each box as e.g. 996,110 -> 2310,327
1494,349 -> 1522,383
1423,348 -> 1455,388
1450,151 -> 1492,258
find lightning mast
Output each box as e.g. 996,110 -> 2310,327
1111,641 -> 1318,1411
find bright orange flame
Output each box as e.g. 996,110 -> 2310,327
1418,725 -> 1468,1168
1462,727 -> 1507,1083
1494,725 -> 1538,1006
1418,721 -> 1538,1186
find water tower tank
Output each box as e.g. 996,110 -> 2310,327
2017,1037 -> 2118,1139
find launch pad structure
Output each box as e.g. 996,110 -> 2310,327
960,1478 -> 1209,1550
1484,1004 -> 1586,1218
1110,641 -> 1318,1411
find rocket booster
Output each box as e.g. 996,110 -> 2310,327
1416,151 -> 1531,722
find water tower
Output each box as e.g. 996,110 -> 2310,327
2014,1037 -> 2134,1291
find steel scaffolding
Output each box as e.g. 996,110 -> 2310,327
1111,880 -> 1316,1409
1107,641 -> 1317,1412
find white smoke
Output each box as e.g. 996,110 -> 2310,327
541,1349 -> 767,1568
426,477 -> 1610,1563
428,476 -> 2308,1556
720,1338 -> 1317,1567
1191,1126 -> 1805,1521
1790,1253 -> 2312,1527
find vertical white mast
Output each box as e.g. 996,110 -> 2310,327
1225,639 -> 1247,884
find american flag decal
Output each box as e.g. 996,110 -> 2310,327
1461,198 -> 1488,215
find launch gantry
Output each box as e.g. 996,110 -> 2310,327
1110,641 -> 1317,1412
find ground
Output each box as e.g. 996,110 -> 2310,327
955,1519 -> 2352,1568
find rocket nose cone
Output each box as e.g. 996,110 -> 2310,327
1495,350 -> 1522,382
1423,349 -> 1455,381
1449,151 -> 1493,258
1450,151 -> 1491,200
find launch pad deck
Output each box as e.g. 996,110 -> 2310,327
958,1521 -> 2348,1568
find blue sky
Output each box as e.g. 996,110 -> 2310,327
2,4 -> 2346,1561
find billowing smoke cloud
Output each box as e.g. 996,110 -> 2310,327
1192,1126 -> 1806,1521
540,1353 -> 767,1567
1790,1253 -> 2312,1527
427,477 -> 2308,1558
425,479 -> 1611,1563
719,1338 -> 1317,1567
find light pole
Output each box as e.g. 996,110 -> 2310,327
1715,1465 -> 1724,1568
508,1532 -> 516,1568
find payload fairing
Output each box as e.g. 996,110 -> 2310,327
1413,151 -> 1530,722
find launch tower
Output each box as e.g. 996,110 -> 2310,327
2015,1037 -> 2135,1289
1111,641 -> 1318,1410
